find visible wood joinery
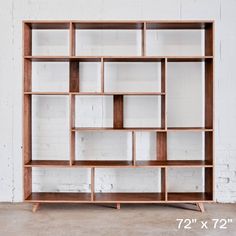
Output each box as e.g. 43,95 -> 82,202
23,21 -> 214,210
113,95 -> 123,129
157,133 -> 167,160
70,61 -> 80,92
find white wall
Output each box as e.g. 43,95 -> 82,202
0,0 -> 236,202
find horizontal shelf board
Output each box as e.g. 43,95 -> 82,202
146,21 -> 213,30
74,22 -> 144,30
136,160 -> 213,167
167,127 -> 213,132
25,160 -> 70,167
24,56 -> 213,62
24,160 -> 212,168
25,22 -> 70,30
26,192 -> 91,202
94,193 -> 165,202
72,92 -> 165,95
167,192 -> 213,202
24,92 -> 69,95
24,20 -> 214,30
167,56 -> 213,62
72,127 -> 166,132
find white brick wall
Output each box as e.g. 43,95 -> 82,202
0,0 -> 236,203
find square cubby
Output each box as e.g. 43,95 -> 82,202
31,62 -> 69,92
94,168 -> 165,202
167,167 -> 213,201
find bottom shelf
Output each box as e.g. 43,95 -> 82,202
26,192 -> 91,202
168,192 -> 213,202
25,192 -> 213,203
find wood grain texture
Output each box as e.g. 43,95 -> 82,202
113,95 -> 123,129
70,22 -> 75,56
69,62 -> 79,92
157,133 -> 167,160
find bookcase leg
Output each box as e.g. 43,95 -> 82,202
116,203 -> 121,210
196,203 -> 205,212
32,203 -> 40,213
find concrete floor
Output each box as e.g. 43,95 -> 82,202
0,203 -> 235,236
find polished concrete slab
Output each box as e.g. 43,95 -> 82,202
0,203 -> 235,236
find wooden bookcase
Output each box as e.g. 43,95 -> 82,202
23,20 -> 214,212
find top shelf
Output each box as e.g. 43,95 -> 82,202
24,20 -> 214,30
24,56 -> 213,62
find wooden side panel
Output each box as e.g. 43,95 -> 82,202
70,22 -> 75,56
69,95 -> 75,165
157,132 -> 167,160
205,132 -> 213,164
161,59 -> 167,129
24,168 -> 32,200
205,167 -> 213,199
205,59 -> 213,129
205,23 -> 214,56
24,23 -> 32,56
70,62 -> 80,92
113,95 -> 123,129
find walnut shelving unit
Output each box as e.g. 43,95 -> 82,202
23,20 -> 214,212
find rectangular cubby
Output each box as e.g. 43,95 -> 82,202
75,22 -> 143,56
24,23 -> 70,56
75,132 -> 132,161
94,168 -> 165,202
104,62 -> 162,93
31,95 -> 69,162
23,21 -> 214,208
26,168 -> 92,202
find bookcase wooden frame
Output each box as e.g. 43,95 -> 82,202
23,20 -> 214,212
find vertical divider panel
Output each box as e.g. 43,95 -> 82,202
205,167 -> 213,200
161,58 -> 167,129
113,95 -> 124,129
156,132 -> 167,160
161,167 -> 167,201
70,61 -> 80,92
70,22 -> 75,56
23,23 -> 32,56
132,131 -> 136,165
69,95 -> 75,165
205,23 -> 214,56
91,167 -> 95,201
101,57 -> 104,93
142,22 -> 146,56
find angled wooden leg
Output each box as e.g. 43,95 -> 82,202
116,203 -> 121,210
32,203 -> 40,213
196,203 -> 205,212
